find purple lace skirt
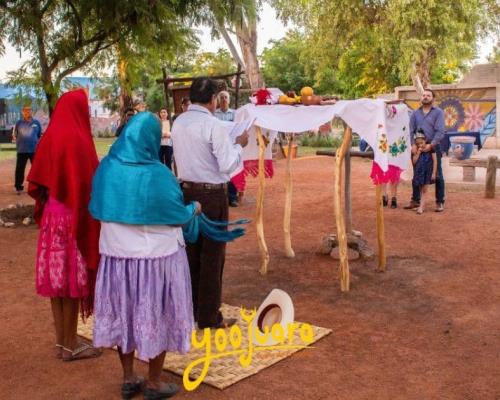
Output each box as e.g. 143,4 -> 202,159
93,249 -> 194,361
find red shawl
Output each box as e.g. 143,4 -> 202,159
28,89 -> 100,272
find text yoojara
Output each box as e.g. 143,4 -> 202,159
183,307 -> 315,391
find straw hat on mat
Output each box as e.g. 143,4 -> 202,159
251,289 -> 294,346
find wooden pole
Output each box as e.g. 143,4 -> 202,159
316,150 -> 374,158
283,134 -> 295,258
335,126 -> 352,291
344,133 -> 352,234
256,127 -> 270,274
375,184 -> 386,271
485,155 -> 498,199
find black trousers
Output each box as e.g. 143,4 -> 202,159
15,152 -> 34,191
182,186 -> 228,328
159,145 -> 173,170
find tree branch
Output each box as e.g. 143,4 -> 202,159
41,0 -> 54,14
65,0 -> 83,46
54,41 -> 115,88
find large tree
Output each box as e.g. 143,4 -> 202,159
190,0 -> 264,89
0,0 -> 196,114
270,0 -> 499,96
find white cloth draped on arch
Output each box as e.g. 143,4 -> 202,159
234,99 -> 411,184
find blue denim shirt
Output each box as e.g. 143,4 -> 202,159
14,118 -> 42,153
409,106 -> 445,148
214,108 -> 235,122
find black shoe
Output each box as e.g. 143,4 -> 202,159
390,197 -> 397,209
382,195 -> 388,207
229,200 -> 239,207
121,376 -> 145,399
144,382 -> 179,400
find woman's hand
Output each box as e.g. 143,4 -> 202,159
194,201 -> 202,215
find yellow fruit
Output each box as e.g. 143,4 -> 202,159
278,95 -> 289,104
300,86 -> 314,97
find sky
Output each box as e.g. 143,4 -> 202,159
0,3 -> 496,82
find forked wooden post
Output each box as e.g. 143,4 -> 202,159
255,127 -> 270,274
375,184 -> 386,271
335,126 -> 352,291
283,135 -> 295,258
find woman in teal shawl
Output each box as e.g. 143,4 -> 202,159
89,112 -> 246,399
90,112 -> 247,241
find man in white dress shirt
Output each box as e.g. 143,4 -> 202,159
172,77 -> 249,329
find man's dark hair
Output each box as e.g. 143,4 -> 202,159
190,77 -> 218,104
423,88 -> 435,98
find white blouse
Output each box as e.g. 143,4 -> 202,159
99,222 -> 185,258
160,119 -> 172,146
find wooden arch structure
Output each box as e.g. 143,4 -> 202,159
235,100 -> 410,292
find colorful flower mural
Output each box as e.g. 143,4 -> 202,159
438,97 -> 465,131
406,89 -> 496,140
464,104 -> 484,131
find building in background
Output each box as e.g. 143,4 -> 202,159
0,77 -> 116,142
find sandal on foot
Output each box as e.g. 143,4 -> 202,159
55,344 -> 63,359
62,342 -> 102,362
144,382 -> 179,400
121,376 -> 145,399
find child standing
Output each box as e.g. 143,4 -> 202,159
27,89 -> 101,361
412,131 -> 437,214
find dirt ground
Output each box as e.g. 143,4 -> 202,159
1,155 -> 500,400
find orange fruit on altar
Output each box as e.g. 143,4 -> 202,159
300,86 -> 314,97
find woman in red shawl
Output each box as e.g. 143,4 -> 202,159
27,89 -> 101,361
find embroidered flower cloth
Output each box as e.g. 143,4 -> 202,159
234,100 -> 411,184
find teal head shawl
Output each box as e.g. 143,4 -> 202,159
89,112 -> 248,242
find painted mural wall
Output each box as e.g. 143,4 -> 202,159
405,88 -> 496,145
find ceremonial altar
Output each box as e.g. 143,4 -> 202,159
235,99 -> 411,291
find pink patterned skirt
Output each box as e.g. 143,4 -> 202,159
35,197 -> 89,299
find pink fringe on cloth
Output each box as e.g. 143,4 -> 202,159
230,160 -> 275,192
370,163 -> 403,185
231,170 -> 247,192
244,159 -> 274,178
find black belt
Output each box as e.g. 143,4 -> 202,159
182,181 -> 227,190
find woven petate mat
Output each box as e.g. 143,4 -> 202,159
77,304 -> 332,390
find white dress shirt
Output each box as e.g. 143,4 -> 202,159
171,104 -> 242,184
100,222 -> 185,258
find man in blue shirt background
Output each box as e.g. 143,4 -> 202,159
12,105 -> 42,194
214,91 -> 239,207
404,89 -> 446,212
214,90 -> 235,122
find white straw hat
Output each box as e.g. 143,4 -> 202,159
251,289 -> 295,346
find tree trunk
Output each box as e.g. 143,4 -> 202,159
411,50 -> 433,94
44,84 -> 58,116
116,44 -> 132,116
235,17 -> 264,90
216,20 -> 245,68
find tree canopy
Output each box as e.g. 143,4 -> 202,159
269,0 -> 500,97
